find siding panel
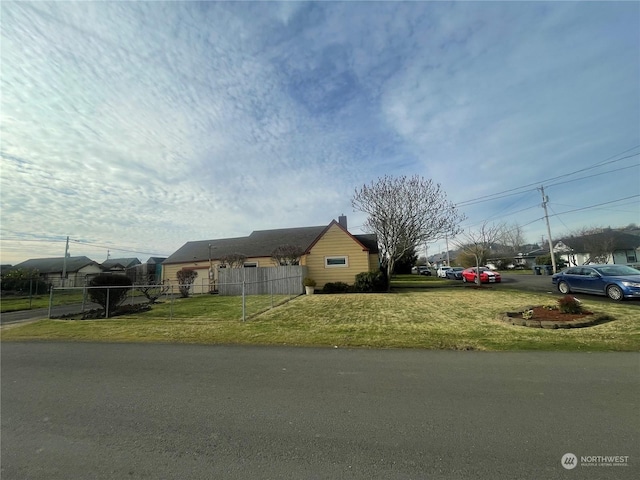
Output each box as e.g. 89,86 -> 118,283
305,224 -> 372,287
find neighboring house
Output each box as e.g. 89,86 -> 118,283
102,258 -> 141,273
428,252 -> 456,268
145,257 -> 167,283
554,231 -> 640,266
510,246 -> 550,269
126,257 -> 167,284
11,256 -> 103,287
162,216 -> 379,292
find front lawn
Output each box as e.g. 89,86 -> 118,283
0,291 -> 85,312
2,290 -> 638,351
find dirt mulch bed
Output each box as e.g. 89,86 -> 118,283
529,306 -> 593,322
497,306 -> 613,329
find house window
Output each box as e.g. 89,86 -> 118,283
244,262 -> 258,268
627,250 -> 637,263
325,256 -> 348,268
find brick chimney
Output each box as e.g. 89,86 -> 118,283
338,214 -> 347,230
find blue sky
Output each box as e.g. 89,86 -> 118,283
1,1 -> 639,264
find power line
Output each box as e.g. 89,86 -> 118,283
460,204 -> 539,229
1,231 -> 170,257
546,163 -> 639,189
548,205 -> 572,233
456,147 -> 640,207
551,201 -> 640,215
70,239 -> 169,257
457,193 -> 638,240
547,195 -> 640,218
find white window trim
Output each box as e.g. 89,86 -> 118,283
243,262 -> 258,268
325,256 -> 348,268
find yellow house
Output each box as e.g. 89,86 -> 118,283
162,216 -> 379,293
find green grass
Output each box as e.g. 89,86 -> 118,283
1,291 -> 85,312
3,289 -> 639,351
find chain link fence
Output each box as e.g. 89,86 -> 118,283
47,275 -> 303,322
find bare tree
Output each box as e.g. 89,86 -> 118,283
271,245 -> 304,266
136,279 -> 170,304
454,223 -> 505,284
176,269 -> 197,298
501,223 -> 526,253
352,175 -> 464,289
220,253 -> 247,268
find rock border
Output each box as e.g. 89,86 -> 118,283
495,306 -> 609,329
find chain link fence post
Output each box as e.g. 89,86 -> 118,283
48,286 -> 54,319
106,287 -> 110,318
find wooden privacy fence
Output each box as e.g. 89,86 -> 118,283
218,266 -> 307,296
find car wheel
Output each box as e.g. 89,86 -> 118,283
557,281 -> 571,294
606,285 -> 624,301
462,276 -> 467,283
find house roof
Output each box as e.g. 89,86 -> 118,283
12,256 -> 102,274
163,221 -> 379,265
102,258 -> 141,269
147,257 -> 167,265
353,234 -> 379,253
556,231 -> 640,252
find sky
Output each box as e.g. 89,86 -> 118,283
1,1 -> 639,265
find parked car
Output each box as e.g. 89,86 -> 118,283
551,264 -> 640,301
417,266 -> 432,276
462,267 -> 502,283
445,267 -> 464,280
436,266 -> 452,278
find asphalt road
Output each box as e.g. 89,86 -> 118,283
498,272 -> 558,293
490,273 -> 640,306
2,343 -> 638,479
0,296 -> 152,325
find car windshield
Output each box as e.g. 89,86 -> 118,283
593,265 -> 640,276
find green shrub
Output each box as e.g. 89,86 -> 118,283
322,282 -> 351,294
303,277 -> 317,287
88,274 -> 133,317
1,268 -> 49,294
535,254 -> 566,268
558,295 -> 582,314
353,271 -> 387,293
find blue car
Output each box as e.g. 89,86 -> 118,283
445,267 -> 464,280
551,264 -> 640,301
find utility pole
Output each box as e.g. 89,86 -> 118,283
208,243 -> 213,293
62,236 -> 70,287
445,233 -> 451,266
538,186 -> 557,274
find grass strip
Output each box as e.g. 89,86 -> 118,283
2,290 -> 638,351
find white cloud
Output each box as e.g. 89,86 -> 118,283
1,1 -> 638,264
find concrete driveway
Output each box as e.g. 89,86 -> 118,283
2,342 -> 637,480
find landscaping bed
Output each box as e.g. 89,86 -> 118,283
497,306 -> 612,329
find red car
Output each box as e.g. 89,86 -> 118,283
462,267 -> 501,284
